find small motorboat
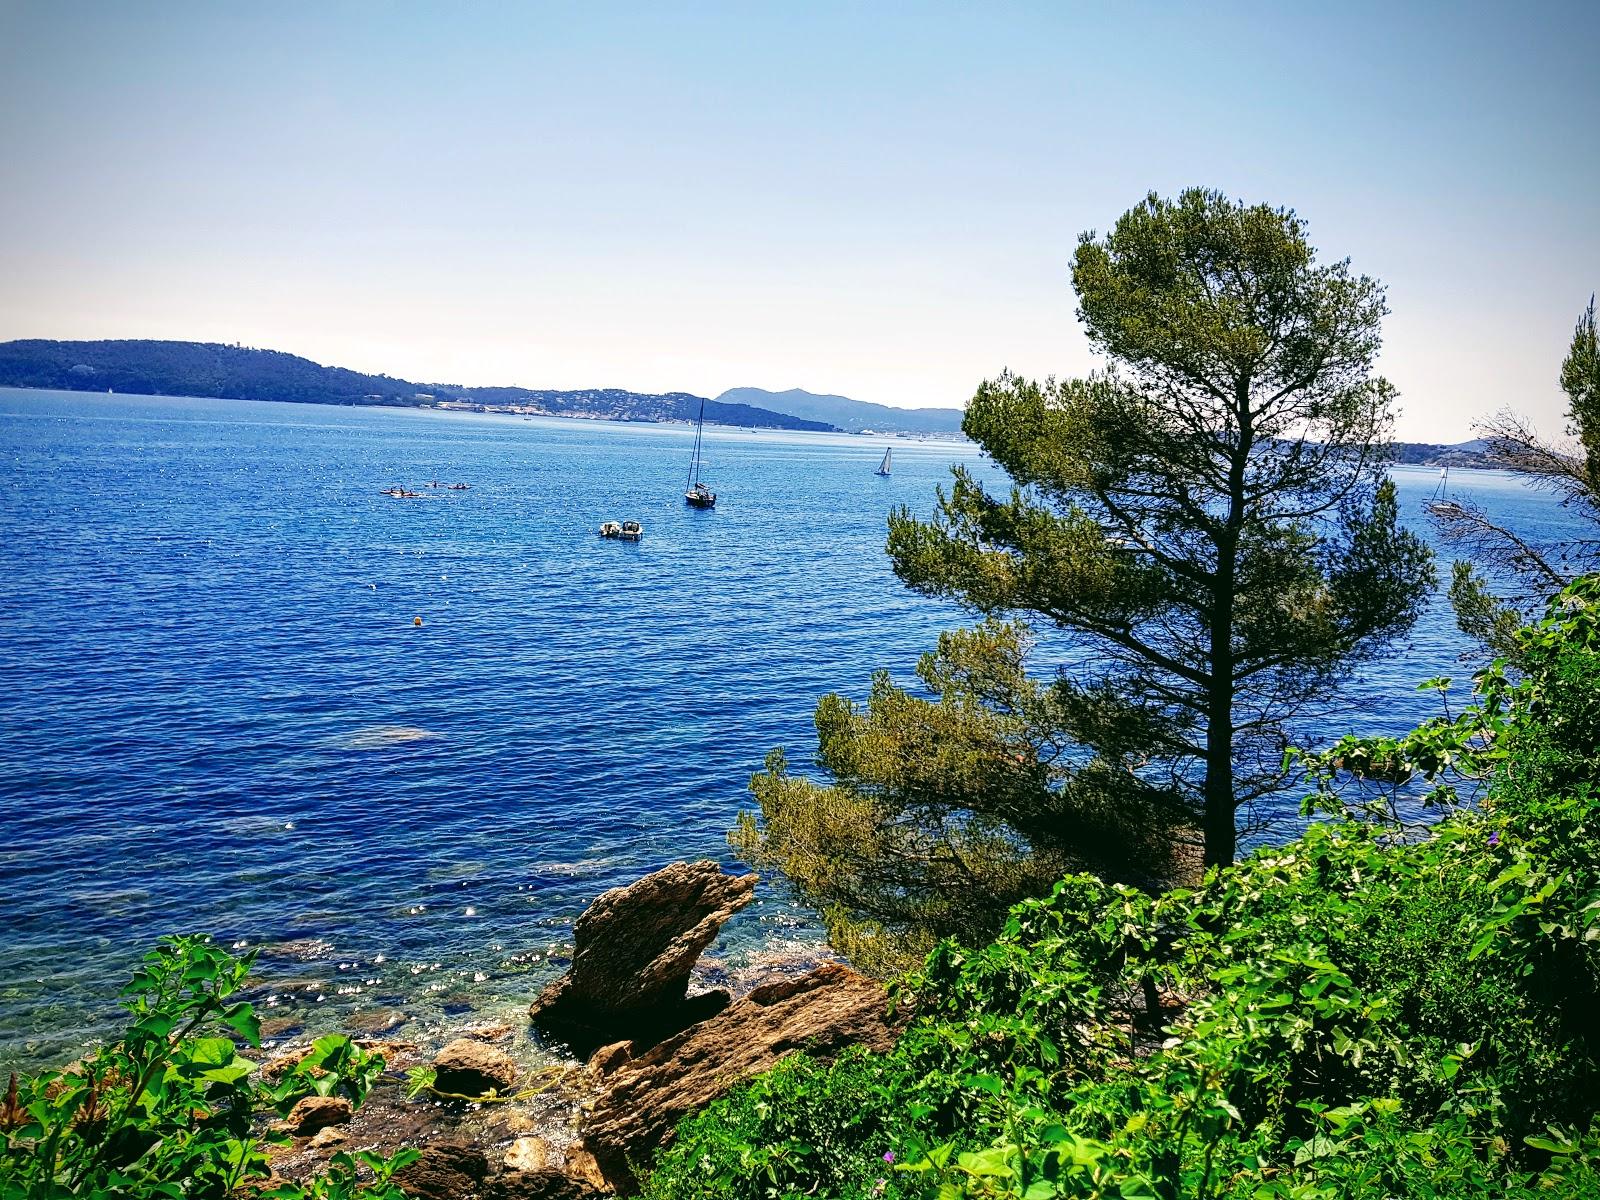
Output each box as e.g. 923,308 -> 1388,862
600,520 -> 643,541
382,487 -> 424,499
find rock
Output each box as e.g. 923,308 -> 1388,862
581,963 -> 902,1190
503,1136 -> 551,1172
309,1126 -> 348,1148
396,1143 -> 489,1200
586,1041 -> 632,1079
485,1170 -> 610,1200
528,861 -> 756,1054
259,1015 -> 305,1040
347,1006 -> 409,1035
493,1108 -> 545,1135
433,1039 -> 520,1097
561,1145 -> 610,1193
283,1094 -> 352,1137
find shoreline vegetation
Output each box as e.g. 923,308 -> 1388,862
7,190 -> 1599,1198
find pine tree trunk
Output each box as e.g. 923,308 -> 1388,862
1202,702 -> 1237,869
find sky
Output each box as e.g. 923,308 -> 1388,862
1,2 -> 1596,441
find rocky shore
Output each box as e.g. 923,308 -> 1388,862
258,861 -> 902,1198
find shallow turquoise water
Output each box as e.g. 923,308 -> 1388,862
0,388 -> 1577,1067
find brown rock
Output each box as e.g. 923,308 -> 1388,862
528,861 -> 756,1054
586,1041 -> 632,1080
396,1143 -> 489,1200
581,963 -> 902,1190
485,1169 -> 611,1199
503,1136 -> 551,1172
309,1126 -> 348,1148
283,1094 -> 352,1137
493,1108 -> 544,1135
433,1039 -> 519,1097
259,1015 -> 305,1040
347,1006 -> 409,1035
561,1145 -> 610,1192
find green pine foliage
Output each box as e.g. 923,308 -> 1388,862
646,578 -> 1600,1199
887,190 -> 1435,868
735,621 -> 1191,975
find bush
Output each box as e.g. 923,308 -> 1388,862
0,934 -> 415,1199
646,580 -> 1600,1199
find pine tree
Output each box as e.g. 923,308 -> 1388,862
887,189 -> 1434,867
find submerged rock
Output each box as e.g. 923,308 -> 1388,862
503,1136 -> 551,1172
282,1095 -> 352,1137
347,1006 -> 409,1035
527,861 -> 757,1054
580,963 -> 902,1191
433,1038 -> 520,1096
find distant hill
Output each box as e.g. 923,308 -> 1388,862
0,340 -> 837,432
1390,439 -> 1492,468
715,386 -> 965,434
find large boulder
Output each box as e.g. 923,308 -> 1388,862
579,963 -> 902,1191
528,861 -> 757,1053
396,1143 -> 489,1200
432,1038 -> 520,1096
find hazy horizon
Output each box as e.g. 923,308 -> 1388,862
2,2 -> 1597,438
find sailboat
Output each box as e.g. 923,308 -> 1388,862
1425,465 -> 1462,516
875,447 -> 892,476
684,397 -> 716,508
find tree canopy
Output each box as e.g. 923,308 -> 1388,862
887,188 -> 1433,866
736,621 -> 1189,974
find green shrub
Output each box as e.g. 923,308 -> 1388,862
647,579 -> 1600,1199
0,934 -> 416,1199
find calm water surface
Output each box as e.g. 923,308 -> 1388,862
0,389 -> 1578,1067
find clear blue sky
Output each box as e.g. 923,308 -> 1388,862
1,1 -> 1595,439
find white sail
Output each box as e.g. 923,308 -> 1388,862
876,448 -> 892,475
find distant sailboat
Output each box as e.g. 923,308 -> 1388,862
685,397 -> 716,508
875,447 -> 892,476
1425,465 -> 1461,516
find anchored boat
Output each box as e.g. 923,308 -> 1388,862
685,398 -> 716,508
600,520 -> 642,541
1425,466 -> 1459,516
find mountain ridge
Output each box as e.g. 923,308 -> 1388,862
714,386 -> 965,433
0,339 -> 838,432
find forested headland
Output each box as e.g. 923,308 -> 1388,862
0,339 -> 838,432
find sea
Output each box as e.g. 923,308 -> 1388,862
0,388 -> 1580,1069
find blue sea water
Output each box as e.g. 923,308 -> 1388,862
0,388 -> 1579,1068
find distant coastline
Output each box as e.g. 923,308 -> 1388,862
0,338 -> 1487,462
0,338 -> 843,434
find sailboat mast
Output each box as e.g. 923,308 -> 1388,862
687,398 -> 705,489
